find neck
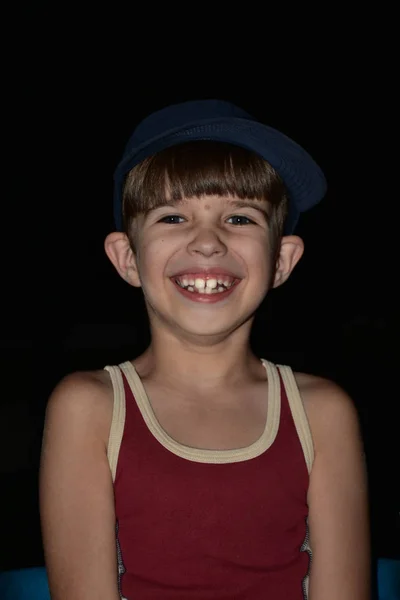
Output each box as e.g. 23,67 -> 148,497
134,324 -> 262,392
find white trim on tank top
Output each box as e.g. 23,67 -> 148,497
104,360 -> 314,479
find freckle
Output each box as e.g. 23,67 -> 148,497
204,204 -> 211,211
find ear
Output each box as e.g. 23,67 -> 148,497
272,235 -> 304,288
104,232 -> 142,287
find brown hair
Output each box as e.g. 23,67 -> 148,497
122,141 -> 289,260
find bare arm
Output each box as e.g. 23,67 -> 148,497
302,377 -> 370,600
39,372 -> 120,600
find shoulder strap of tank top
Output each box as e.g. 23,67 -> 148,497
104,365 -> 126,482
277,365 -> 314,474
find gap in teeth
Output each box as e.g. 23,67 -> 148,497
194,278 -> 218,290
175,276 -> 234,293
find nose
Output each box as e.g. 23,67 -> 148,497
187,226 -> 227,257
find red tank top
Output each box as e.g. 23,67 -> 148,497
106,360 -> 313,600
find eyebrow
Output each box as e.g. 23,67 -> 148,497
148,198 -> 270,221
228,200 -> 269,221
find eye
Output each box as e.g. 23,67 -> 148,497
158,215 -> 186,224
226,215 -> 255,226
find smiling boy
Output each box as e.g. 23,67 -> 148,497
40,100 -> 370,599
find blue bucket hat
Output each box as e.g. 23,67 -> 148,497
113,99 -> 327,234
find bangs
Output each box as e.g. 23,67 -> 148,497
122,141 -> 288,225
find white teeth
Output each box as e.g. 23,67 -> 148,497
194,278 -> 206,290
175,275 -> 235,294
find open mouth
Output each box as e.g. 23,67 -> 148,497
173,274 -> 237,295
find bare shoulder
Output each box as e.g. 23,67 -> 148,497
41,369 -> 120,599
49,368 -> 113,400
292,374 -> 370,598
293,371 -> 362,452
45,368 -> 114,447
293,370 -> 353,402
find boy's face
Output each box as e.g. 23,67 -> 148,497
106,194 -> 303,344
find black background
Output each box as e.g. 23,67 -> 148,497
2,12 -> 399,588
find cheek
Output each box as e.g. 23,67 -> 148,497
239,237 -> 271,277
137,239 -> 170,284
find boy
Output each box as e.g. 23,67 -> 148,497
40,100 -> 370,599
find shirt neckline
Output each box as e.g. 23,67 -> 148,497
119,359 -> 281,464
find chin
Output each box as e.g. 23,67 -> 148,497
174,314 -> 254,342
147,295 -> 261,340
